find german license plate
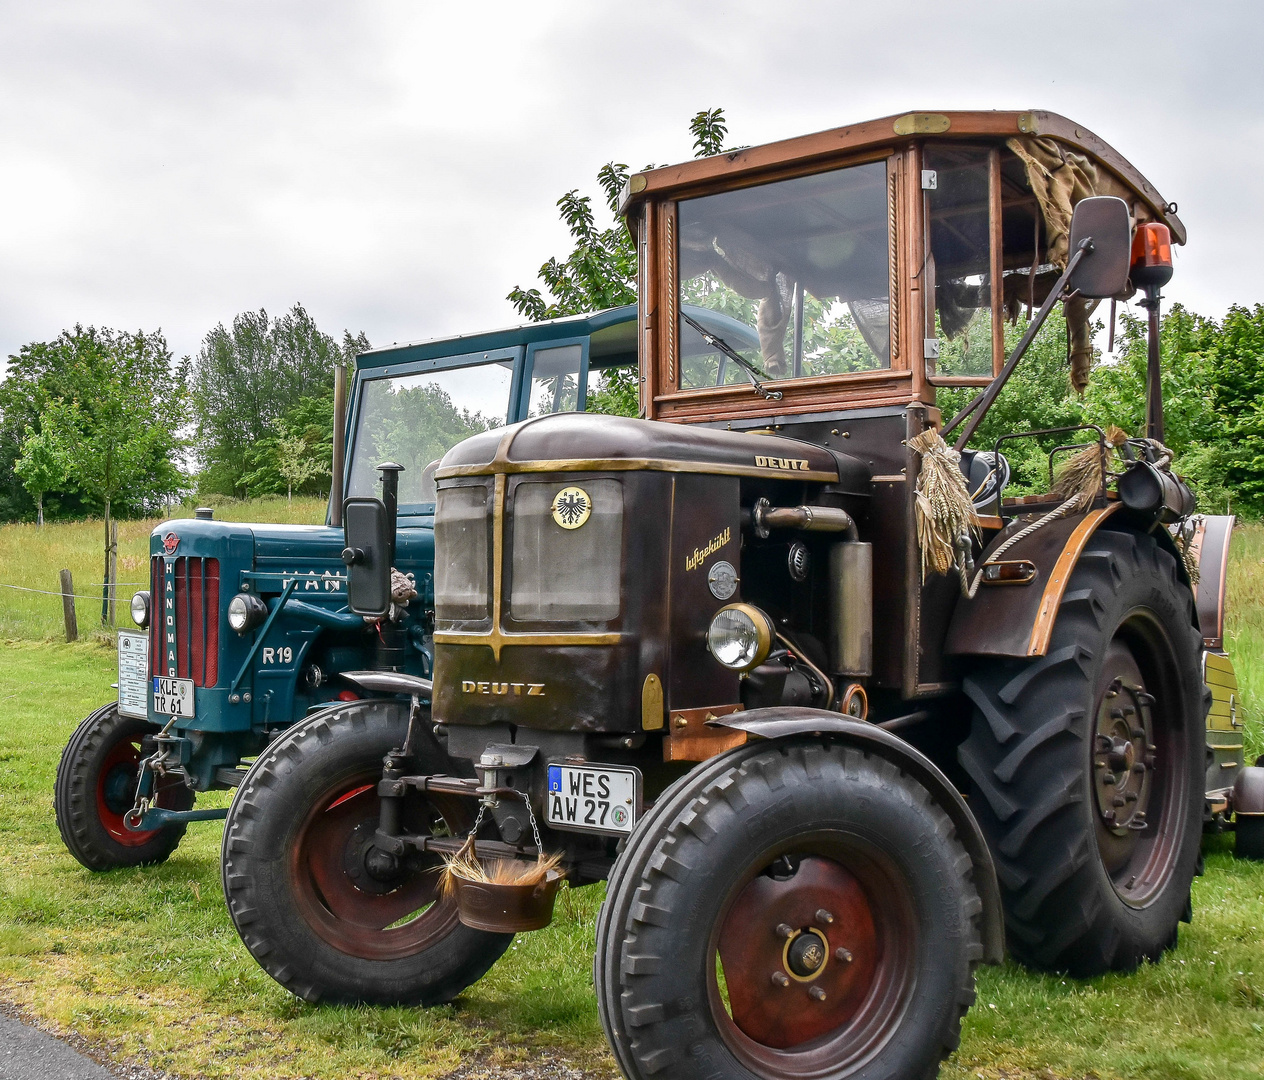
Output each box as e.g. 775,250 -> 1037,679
546,763 -> 640,835
153,676 -> 195,718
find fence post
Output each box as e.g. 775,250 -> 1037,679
107,520 -> 119,628
59,569 -> 78,643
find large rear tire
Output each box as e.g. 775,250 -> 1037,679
221,700 -> 512,1005
597,739 -> 983,1080
55,704 -> 194,871
959,528 -> 1206,975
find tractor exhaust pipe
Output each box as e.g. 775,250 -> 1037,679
330,362 -> 348,527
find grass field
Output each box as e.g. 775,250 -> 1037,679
0,497 -> 328,643
0,515 -> 1260,1078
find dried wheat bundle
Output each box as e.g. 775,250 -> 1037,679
440,848 -> 563,897
909,429 -> 981,583
1051,426 -> 1128,509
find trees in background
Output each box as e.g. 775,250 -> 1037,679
507,109 -> 736,419
191,303 -> 368,498
14,425 -> 63,526
0,327 -> 186,523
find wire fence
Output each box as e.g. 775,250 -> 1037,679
0,581 -> 146,601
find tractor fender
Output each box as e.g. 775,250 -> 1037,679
341,670 -> 433,698
946,505 -> 1217,660
1187,514 -> 1235,649
710,706 -> 1005,964
945,504 -> 1125,659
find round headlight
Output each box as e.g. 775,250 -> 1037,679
129,591 -> 151,629
706,603 -> 775,671
227,592 -> 267,634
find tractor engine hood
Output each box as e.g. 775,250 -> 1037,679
437,412 -> 867,492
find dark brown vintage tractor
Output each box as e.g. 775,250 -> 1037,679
221,111 -> 1261,1080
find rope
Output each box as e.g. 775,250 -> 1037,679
958,494 -> 1085,599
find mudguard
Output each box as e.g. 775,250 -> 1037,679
1187,514 -> 1235,649
945,505 -> 1212,659
710,707 -> 1005,964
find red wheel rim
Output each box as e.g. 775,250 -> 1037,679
95,734 -> 181,846
1091,617 -> 1190,908
710,840 -> 916,1076
289,777 -> 468,960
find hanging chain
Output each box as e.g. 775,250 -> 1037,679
462,793 -> 545,859
516,791 -> 545,855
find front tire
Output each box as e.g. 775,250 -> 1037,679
221,700 -> 512,1005
54,704 -> 194,871
959,528 -> 1206,975
597,740 -> 984,1080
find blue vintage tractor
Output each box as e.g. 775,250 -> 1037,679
52,306 -> 646,870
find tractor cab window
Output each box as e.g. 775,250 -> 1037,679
525,344 -> 583,417
347,361 -> 515,508
676,159 -> 891,389
924,146 -> 996,378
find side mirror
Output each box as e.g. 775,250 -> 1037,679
1066,195 -> 1132,299
342,497 -> 391,617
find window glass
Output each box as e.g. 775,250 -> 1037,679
585,362 -> 638,417
925,146 -> 994,377
525,344 -> 583,417
434,485 -> 491,624
347,361 -> 514,506
509,479 -> 622,622
677,160 -> 891,389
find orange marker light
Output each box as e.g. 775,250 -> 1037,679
1131,222 -> 1173,287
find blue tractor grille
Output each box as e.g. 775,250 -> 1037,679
150,556 -> 220,686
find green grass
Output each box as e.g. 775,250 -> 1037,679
0,524 -> 1261,1078
1226,524 -> 1264,763
0,497 -> 328,643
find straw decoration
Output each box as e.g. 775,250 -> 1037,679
909,429 -> 981,583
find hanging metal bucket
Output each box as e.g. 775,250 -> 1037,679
451,867 -> 566,932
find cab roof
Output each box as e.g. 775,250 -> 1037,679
356,304 -> 637,371
620,110 -> 1185,245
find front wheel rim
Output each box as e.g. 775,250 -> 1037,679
709,838 -> 916,1077
289,777 -> 465,960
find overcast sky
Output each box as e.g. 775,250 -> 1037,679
2,1 -> 1261,375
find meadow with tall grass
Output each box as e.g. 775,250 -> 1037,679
0,513 -> 1260,1078
0,497 -> 328,642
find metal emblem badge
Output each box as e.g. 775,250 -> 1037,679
552,486 -> 592,529
707,560 -> 738,600
162,532 -> 180,554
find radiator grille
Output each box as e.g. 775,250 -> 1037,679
150,556 -> 220,686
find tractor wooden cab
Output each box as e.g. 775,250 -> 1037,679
621,109 -> 1199,691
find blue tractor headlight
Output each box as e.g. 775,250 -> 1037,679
227,593 -> 268,634
129,591 -> 151,629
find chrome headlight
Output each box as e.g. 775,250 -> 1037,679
129,591 -> 151,629
706,603 -> 775,671
227,592 -> 268,634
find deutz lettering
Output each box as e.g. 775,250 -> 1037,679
461,681 -> 546,696
754,455 -> 810,471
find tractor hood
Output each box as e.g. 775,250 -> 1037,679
149,517 -> 435,603
436,412 -> 868,491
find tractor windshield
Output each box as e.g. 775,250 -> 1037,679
677,158 -> 891,388
346,360 -> 515,508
